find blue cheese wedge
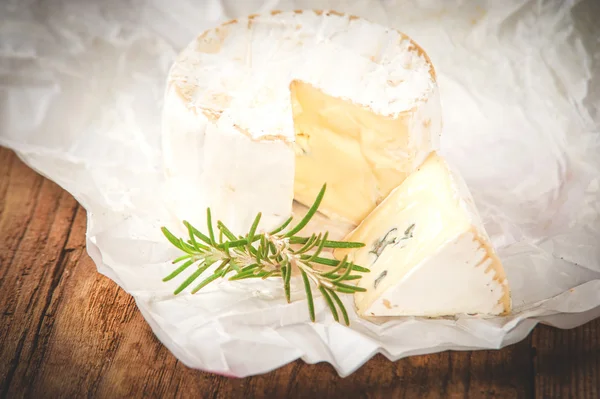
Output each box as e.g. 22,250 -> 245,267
335,152 -> 511,317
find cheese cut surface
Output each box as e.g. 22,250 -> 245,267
335,152 -> 511,317
162,10 -> 441,234
291,80 -> 440,224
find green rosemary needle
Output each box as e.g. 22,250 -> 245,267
161,184 -> 369,325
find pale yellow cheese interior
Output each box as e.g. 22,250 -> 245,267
291,80 -> 416,225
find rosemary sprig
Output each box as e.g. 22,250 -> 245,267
161,184 -> 369,325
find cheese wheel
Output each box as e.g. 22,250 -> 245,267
162,10 -> 441,234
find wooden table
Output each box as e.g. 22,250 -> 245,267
1,146 -> 598,398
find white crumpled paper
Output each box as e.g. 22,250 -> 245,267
1,0 -> 599,377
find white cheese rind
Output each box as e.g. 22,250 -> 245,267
162,10 -> 440,233
161,84 -> 210,227
200,115 -> 295,234
362,231 -> 506,316
336,152 -> 511,317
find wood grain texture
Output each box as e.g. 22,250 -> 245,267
533,320 -> 600,399
0,147 -> 598,398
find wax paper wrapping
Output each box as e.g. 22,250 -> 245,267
1,0 -> 599,377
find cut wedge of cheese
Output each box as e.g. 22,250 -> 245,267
335,152 -> 511,317
162,10 -> 441,234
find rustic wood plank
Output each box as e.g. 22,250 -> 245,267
0,149 -> 44,277
0,148 -> 14,222
533,319 -> 600,399
0,149 -> 80,399
0,148 -> 597,398
216,343 -> 533,399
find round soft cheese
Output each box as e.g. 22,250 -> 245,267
162,10 -> 441,235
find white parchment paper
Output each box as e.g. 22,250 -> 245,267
1,0 -> 599,377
